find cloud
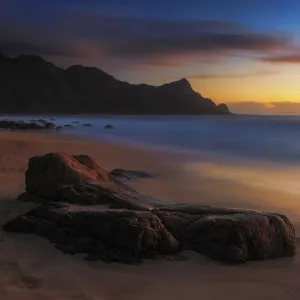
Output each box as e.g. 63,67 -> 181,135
0,39 -> 79,58
188,70 -> 278,79
229,102 -> 300,115
0,4 -> 298,69
261,54 -> 300,63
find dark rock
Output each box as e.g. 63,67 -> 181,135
110,169 -> 154,182
24,153 -> 115,198
4,204 -> 180,263
0,119 -> 53,131
37,119 -> 47,124
22,153 -> 164,210
104,125 -> 114,129
217,103 -> 231,114
155,206 -> 295,263
63,124 -> 73,128
44,122 -> 56,129
55,126 -> 63,131
4,152 -> 296,264
83,123 -> 92,127
72,121 -> 80,124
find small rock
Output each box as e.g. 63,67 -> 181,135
110,169 -> 154,182
44,122 -> 56,130
104,124 -> 114,129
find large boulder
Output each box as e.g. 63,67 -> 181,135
22,153 -> 166,210
5,153 -> 296,264
25,153 -> 115,198
4,204 -> 180,263
154,205 -> 295,262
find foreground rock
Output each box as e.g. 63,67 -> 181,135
4,153 -> 296,264
4,204 -> 179,263
155,205 -> 295,262
21,153 -> 164,210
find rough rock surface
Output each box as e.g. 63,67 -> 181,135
154,206 -> 295,262
22,153 -> 164,210
4,204 -> 179,263
4,153 -> 296,264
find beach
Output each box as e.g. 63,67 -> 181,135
0,130 -> 299,300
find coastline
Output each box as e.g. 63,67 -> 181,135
0,130 -> 299,299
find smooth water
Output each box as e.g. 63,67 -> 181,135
4,114 -> 300,165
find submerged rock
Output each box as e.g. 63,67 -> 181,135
44,122 -> 56,129
104,124 -> 114,129
83,123 -> 92,127
110,169 -> 155,182
37,119 -> 47,124
4,152 -> 296,264
0,119 -> 55,131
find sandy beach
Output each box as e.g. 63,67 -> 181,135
0,130 -> 299,300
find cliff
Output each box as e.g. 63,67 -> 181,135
0,54 -> 230,114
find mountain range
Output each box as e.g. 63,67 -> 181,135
0,54 -> 230,115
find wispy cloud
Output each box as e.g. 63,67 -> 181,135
229,101 -> 300,115
261,54 -> 300,63
188,70 -> 278,79
0,2 -> 298,69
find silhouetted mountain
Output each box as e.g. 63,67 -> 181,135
0,54 -> 230,114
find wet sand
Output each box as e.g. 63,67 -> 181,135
0,130 -> 299,300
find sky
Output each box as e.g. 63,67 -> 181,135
1,0 -> 300,114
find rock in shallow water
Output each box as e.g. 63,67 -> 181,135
4,152 -> 296,264
104,124 -> 114,129
110,169 -> 155,182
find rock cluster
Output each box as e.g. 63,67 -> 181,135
0,119 -> 57,131
4,153 -> 296,264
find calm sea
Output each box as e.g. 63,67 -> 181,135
4,114 -> 300,164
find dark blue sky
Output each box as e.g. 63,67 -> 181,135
11,0 -> 299,28
1,0 -> 300,109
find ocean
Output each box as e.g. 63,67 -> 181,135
5,114 -> 300,164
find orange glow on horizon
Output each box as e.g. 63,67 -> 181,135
189,62 -> 300,104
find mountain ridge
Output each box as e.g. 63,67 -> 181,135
0,54 -> 230,115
